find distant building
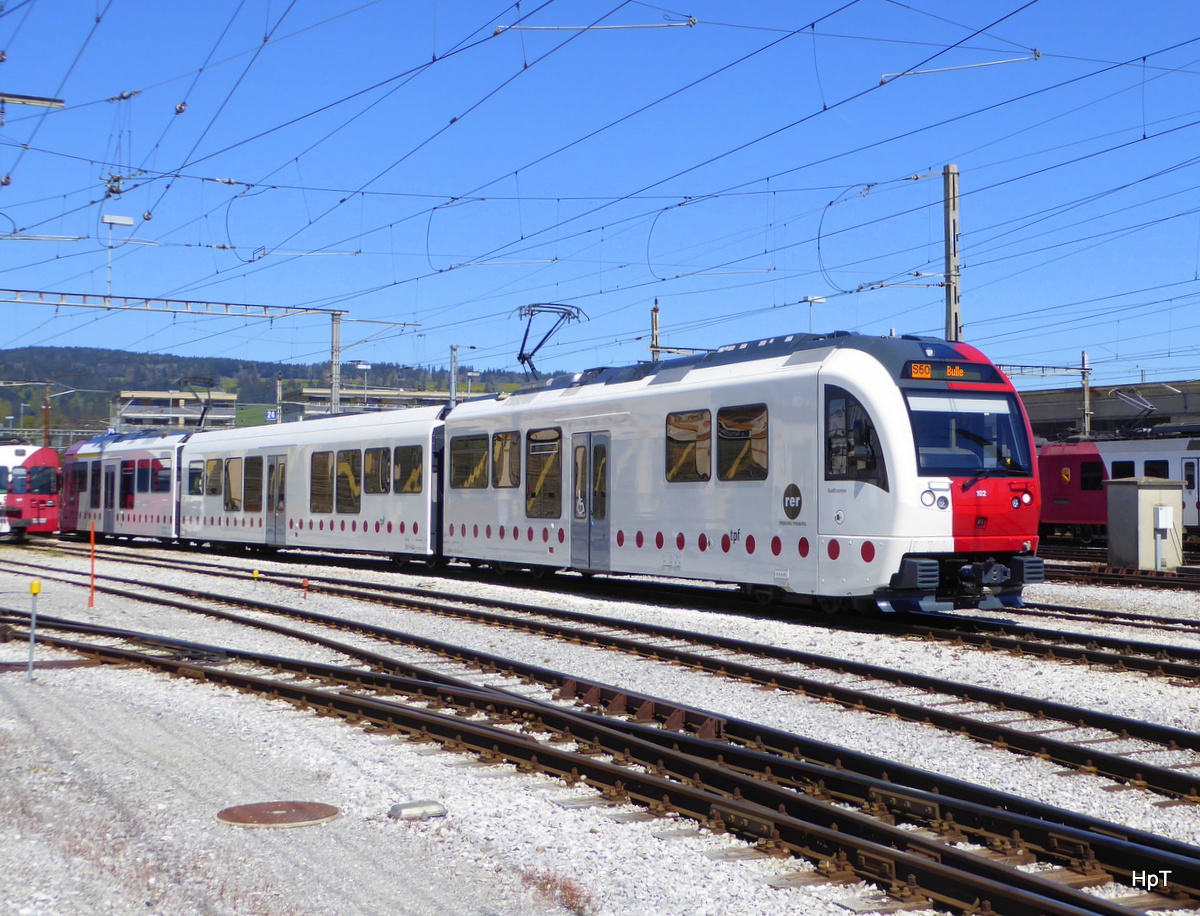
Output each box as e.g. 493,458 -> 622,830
287,387 -> 458,420
112,389 -> 237,430
1018,378 -> 1200,441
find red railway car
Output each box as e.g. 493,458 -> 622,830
0,438 -> 60,538
1038,435 -> 1200,541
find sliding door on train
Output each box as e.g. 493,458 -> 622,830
266,455 -> 287,546
569,431 -> 610,573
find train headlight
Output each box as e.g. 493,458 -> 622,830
936,496 -> 949,510
920,489 -> 935,507
1021,491 -> 1033,505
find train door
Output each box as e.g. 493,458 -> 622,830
102,464 -> 116,534
266,455 -> 287,546
1185,459 -> 1198,529
570,432 -> 610,572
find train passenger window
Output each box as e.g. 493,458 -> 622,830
717,404 -> 768,481
336,450 -> 362,514
187,461 -> 205,495
244,457 -> 263,512
9,467 -> 26,495
1186,461 -> 1197,490
1144,460 -> 1169,479
829,387 -> 889,491
525,428 -> 562,519
1110,460 -> 1134,479
449,436 -> 489,489
136,459 -> 151,493
364,448 -> 390,494
0,466 -> 7,493
1080,461 -> 1104,491
665,410 -> 711,482
393,446 -> 423,494
205,459 -> 223,496
89,461 -> 101,508
69,465 -> 88,499
151,459 -> 172,493
310,451 -> 334,513
29,466 -> 56,494
120,461 -> 136,508
593,444 -> 607,520
223,459 -> 243,511
492,432 -> 521,488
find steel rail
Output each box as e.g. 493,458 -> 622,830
7,559 -> 1200,803
5,608 -> 1198,875
4,619 -> 1185,916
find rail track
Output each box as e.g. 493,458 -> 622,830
7,546 -> 1200,803
3,607 -> 1197,916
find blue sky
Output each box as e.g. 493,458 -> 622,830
2,0 -> 1199,392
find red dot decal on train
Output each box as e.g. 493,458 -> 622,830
387,522 -> 393,534
499,526 -> 506,539
486,525 -> 492,538
340,521 -> 346,532
413,522 -> 419,535
745,535 -> 756,555
721,534 -> 731,553
617,530 -> 625,547
698,533 -> 708,552
473,524 -> 479,538
351,521 -> 357,532
558,528 -> 565,544
771,536 -> 781,556
527,527 -> 534,541
635,531 -> 644,548
861,541 -> 875,562
676,532 -> 685,550
375,522 -> 381,533
543,528 -> 550,543
449,524 -> 455,536
655,532 -> 664,549
828,539 -> 840,560
512,526 -> 519,540
309,520 -> 314,530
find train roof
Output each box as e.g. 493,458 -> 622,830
502,331 -> 986,398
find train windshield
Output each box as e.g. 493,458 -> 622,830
905,392 -> 1033,478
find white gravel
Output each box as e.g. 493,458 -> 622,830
3,542 -> 1200,915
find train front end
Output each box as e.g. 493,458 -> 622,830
0,441 -> 61,538
873,338 -> 1042,611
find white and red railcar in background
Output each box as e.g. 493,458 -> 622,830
1038,434 -> 1200,542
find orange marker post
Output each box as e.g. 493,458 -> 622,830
88,521 -> 96,609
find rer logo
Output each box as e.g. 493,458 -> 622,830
1061,467 -> 1071,484
783,483 -> 803,520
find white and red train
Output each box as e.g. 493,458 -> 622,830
0,438 -> 60,538
1038,434 -> 1200,542
59,331 -> 1044,613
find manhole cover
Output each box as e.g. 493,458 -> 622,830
216,801 -> 340,828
